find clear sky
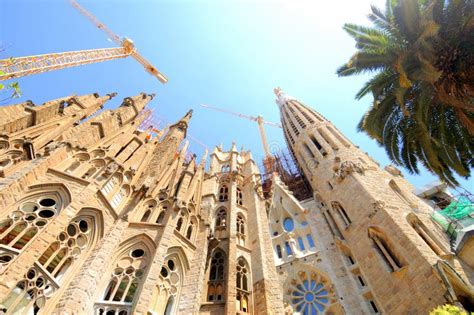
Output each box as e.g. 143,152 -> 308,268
1,0 -> 472,191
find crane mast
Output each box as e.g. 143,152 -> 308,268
200,103 -> 280,172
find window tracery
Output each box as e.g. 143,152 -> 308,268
236,257 -> 251,313
207,250 -> 225,301
236,215 -> 245,246
236,187 -> 243,206
96,247 -> 149,314
149,256 -> 183,315
221,164 -> 230,173
0,194 -> 61,255
289,270 -> 330,315
1,214 -> 96,314
331,201 -> 351,227
219,185 -> 229,202
215,209 -> 227,239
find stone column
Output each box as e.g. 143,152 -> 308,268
178,220 -> 211,313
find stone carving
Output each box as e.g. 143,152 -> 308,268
368,200 -> 386,219
334,160 -> 365,182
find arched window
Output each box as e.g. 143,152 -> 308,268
276,245 -> 282,259
369,227 -> 405,272
236,215 -> 245,246
214,208 -> 227,239
186,222 -> 193,240
149,255 -> 184,315
407,213 -> 447,256
236,187 -> 243,206
297,237 -> 305,251
97,247 -> 148,314
141,210 -> 151,222
176,217 -> 183,232
221,164 -> 230,173
219,185 -> 229,202
236,257 -> 250,313
156,211 -> 166,224
285,241 -> 293,256
1,214 -> 97,314
208,250 -> 225,301
0,194 -> 62,252
389,179 -> 416,208
215,209 -> 227,229
331,201 -> 351,227
101,173 -> 121,197
306,234 -> 315,248
111,185 -> 130,209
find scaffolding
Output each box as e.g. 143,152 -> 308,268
260,149 -> 313,201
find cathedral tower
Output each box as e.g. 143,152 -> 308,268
275,87 -> 474,313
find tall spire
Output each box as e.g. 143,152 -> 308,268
274,86 -> 295,107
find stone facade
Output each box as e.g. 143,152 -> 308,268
0,89 -> 472,315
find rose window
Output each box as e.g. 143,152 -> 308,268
290,271 -> 330,315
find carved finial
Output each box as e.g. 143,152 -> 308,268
273,87 -> 294,106
107,92 -> 118,99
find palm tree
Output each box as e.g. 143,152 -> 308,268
337,0 -> 473,186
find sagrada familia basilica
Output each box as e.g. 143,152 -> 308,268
0,87 -> 472,315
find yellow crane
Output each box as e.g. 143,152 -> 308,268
200,103 -> 281,172
0,0 -> 167,83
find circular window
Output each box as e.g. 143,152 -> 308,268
77,234 -> 88,247
0,254 -> 13,264
38,209 -> 55,218
160,267 -> 168,278
79,220 -> 89,233
67,224 -> 77,237
283,218 -> 294,232
21,202 -> 38,213
39,198 -> 56,207
131,249 -> 144,258
168,259 -> 175,271
290,273 -> 329,314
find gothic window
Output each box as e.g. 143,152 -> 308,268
289,270 -> 330,314
149,255 -> 184,315
186,221 -> 194,240
101,173 -> 122,197
81,159 -> 105,180
237,215 -> 245,246
276,245 -> 282,259
111,185 -> 130,209
176,217 -> 183,232
221,164 -> 230,173
389,180 -> 416,208
331,202 -> 351,227
407,213 -> 446,256
369,228 -> 405,272
156,211 -> 166,224
1,214 -> 97,314
236,187 -> 243,206
141,210 -> 151,222
309,134 -> 327,156
306,234 -> 315,248
219,185 -> 229,202
139,200 -> 156,223
208,250 -> 225,301
0,194 -> 61,252
215,209 -> 227,228
236,257 -> 251,313
322,210 -> 344,240
98,248 -> 148,313
285,241 -> 293,256
298,237 -> 305,251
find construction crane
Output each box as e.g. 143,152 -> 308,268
200,103 -> 281,172
0,0 -> 167,83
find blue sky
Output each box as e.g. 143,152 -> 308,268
1,0 -> 472,191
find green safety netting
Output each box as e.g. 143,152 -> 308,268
432,196 -> 473,230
